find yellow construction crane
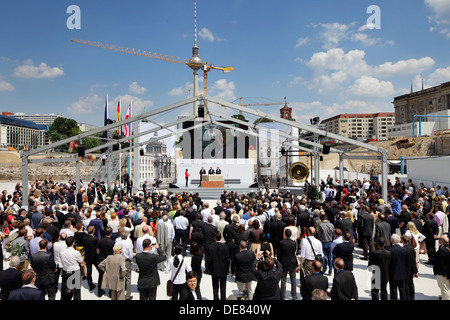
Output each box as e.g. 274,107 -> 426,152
70,38 -> 233,114
231,97 -> 285,115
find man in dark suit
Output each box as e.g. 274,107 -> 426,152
252,256 -> 283,300
202,217 -> 217,274
388,234 -> 408,300
97,227 -> 115,297
301,260 -> 328,300
8,270 -> 44,301
358,205 -> 374,260
268,213 -> 286,255
180,271 -> 202,300
76,188 -> 84,211
374,214 -> 392,249
216,167 -> 222,175
0,256 -> 23,300
423,212 -> 439,265
433,235 -> 450,300
199,167 -> 206,186
278,229 -> 300,300
333,232 -> 354,271
134,239 -> 166,300
334,212 -> 354,243
88,212 -> 105,240
208,166 -> 215,175
208,231 -> 230,300
368,237 -> 391,300
402,234 -> 418,300
234,240 -> 256,300
83,226 -> 99,291
329,258 -> 358,300
30,239 -> 57,300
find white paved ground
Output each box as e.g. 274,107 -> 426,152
0,181 -> 443,300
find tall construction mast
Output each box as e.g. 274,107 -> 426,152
189,0 -> 202,118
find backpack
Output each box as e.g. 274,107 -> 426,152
11,242 -> 23,258
5,232 -> 18,253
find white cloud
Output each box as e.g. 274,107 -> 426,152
348,76 -> 396,97
373,57 -> 435,76
425,0 -> 450,25
304,48 -> 435,95
0,80 -> 14,92
295,37 -> 310,48
198,27 -> 226,43
210,79 -> 236,101
67,94 -> 103,115
314,22 -> 354,49
128,81 -> 147,95
168,82 -> 193,97
12,60 -> 64,79
427,66 -> 450,86
288,76 -> 305,87
312,22 -> 394,49
425,0 -> 450,38
110,94 -> 154,116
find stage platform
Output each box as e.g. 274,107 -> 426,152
167,185 -> 260,200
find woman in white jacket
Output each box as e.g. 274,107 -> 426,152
405,221 -> 426,271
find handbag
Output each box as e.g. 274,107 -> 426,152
166,257 -> 184,297
307,237 -> 323,262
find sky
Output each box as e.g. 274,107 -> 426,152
1,0 -> 450,138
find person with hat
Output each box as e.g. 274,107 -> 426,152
98,244 -> 127,300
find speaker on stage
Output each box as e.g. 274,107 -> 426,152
77,145 -> 85,158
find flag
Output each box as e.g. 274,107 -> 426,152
124,102 -> 132,142
103,94 -> 109,141
117,99 -> 121,135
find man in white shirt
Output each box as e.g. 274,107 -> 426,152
201,203 -> 212,222
115,230 -> 134,300
59,236 -> 86,300
53,233 -> 67,290
136,225 -> 157,254
300,227 -> 323,277
215,212 -> 229,244
173,210 -> 189,255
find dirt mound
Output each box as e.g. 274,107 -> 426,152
320,136 -> 437,174
0,151 -> 21,164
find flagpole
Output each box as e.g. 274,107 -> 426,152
128,101 -> 132,178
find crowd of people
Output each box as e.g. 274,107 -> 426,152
0,174 -> 449,301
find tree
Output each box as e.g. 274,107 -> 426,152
48,117 -> 80,151
231,114 -> 247,122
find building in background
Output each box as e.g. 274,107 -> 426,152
139,141 -> 175,186
4,112 -> 61,126
389,81 -> 450,138
320,112 -> 395,141
0,115 -> 46,150
78,123 -> 98,133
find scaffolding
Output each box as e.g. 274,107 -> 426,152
21,95 -> 389,202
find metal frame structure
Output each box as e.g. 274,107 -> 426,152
21,94 -> 389,204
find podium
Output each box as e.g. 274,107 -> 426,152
201,174 -> 225,188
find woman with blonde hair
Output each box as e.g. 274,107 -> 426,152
405,221 -> 426,270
